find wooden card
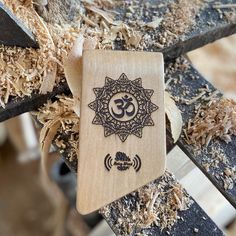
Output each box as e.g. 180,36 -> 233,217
77,50 -> 166,214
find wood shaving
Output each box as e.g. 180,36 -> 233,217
40,117 -> 61,175
186,98 -> 236,147
100,171 -> 192,235
145,17 -> 163,29
182,91 -> 207,105
165,91 -> 183,143
34,95 -> 80,163
63,34 -> 97,117
63,34 -> 84,102
84,4 -> 116,25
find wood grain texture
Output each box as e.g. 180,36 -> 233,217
77,50 -> 166,214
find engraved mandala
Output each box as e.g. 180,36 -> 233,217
88,73 -> 159,142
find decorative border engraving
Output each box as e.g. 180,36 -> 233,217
89,73 -> 159,142
104,152 -> 141,172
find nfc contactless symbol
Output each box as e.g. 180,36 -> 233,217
88,73 -> 159,142
104,152 -> 141,172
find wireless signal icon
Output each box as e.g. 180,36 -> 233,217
104,154 -> 113,171
132,155 -> 141,172
104,153 -> 142,172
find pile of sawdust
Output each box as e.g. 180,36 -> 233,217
0,0 -> 82,106
81,0 -> 143,49
160,0 -> 204,46
100,171 -> 192,235
186,97 -> 236,190
186,98 -> 236,147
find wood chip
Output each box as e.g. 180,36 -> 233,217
146,17 -> 163,29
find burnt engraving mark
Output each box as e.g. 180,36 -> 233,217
111,95 -> 136,119
89,73 -> 159,142
104,152 -> 141,172
104,154 -> 113,171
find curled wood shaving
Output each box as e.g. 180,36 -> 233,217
40,118 -> 61,176
39,108 -> 70,230
186,98 -> 236,146
63,34 -> 97,117
34,95 -> 80,163
63,34 -> 84,102
39,115 -> 66,214
165,92 -> 183,143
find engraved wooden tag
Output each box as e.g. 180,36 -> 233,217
77,50 -> 166,214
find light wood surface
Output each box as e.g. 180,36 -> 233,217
77,50 -> 165,214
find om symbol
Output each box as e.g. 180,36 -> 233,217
109,93 -> 138,121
